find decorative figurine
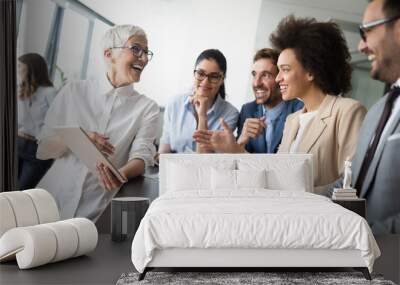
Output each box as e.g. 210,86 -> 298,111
332,157 -> 358,200
343,158 -> 352,189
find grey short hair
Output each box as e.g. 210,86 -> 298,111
101,24 -> 147,51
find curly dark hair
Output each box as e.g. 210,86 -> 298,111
269,15 -> 352,95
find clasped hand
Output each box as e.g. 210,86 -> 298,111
193,118 -> 242,153
237,117 -> 266,145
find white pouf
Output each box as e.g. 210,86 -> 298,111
0,218 -> 98,269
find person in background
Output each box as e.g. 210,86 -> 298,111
17,53 -> 56,190
193,48 -> 302,153
157,49 -> 238,156
328,0 -> 400,234
271,15 -> 367,192
36,25 -> 159,222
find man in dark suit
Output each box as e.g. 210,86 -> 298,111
193,48 -> 302,153
329,0 -> 400,234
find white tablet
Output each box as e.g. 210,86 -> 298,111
54,126 -> 127,183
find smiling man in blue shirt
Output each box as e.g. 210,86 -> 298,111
193,48 -> 302,153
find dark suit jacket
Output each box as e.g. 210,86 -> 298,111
237,99 -> 303,153
330,93 -> 400,234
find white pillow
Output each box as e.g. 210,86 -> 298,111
237,169 -> 267,189
211,168 -> 236,190
266,162 -> 307,191
167,160 -> 235,191
211,168 -> 267,190
238,158 -> 309,191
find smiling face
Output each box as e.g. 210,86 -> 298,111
358,0 -> 400,83
193,59 -> 224,100
251,58 -> 281,107
105,35 -> 148,86
275,48 -> 313,101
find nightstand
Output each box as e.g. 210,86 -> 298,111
332,198 -> 366,218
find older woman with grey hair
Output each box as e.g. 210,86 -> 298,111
36,25 -> 159,221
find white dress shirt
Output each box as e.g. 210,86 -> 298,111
37,76 -> 159,221
289,110 -> 318,153
18,86 -> 57,138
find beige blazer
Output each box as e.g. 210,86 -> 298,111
278,95 -> 366,191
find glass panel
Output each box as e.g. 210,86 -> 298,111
86,20 -> 110,80
55,8 -> 89,88
17,0 -> 55,56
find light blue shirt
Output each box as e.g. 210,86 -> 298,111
263,102 -> 286,153
160,92 -> 239,153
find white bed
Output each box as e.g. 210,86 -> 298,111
131,154 -> 380,280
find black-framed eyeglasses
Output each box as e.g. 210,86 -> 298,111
113,45 -> 154,61
359,15 -> 400,41
193,69 -> 224,83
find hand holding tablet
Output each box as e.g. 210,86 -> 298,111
54,126 -> 127,184
86,131 -> 115,157
96,162 -> 126,191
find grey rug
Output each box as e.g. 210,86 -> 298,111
116,271 -> 396,285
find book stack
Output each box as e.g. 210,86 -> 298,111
332,188 -> 358,200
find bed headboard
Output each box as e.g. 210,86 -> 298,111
159,153 -> 314,195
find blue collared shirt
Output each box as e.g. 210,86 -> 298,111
160,92 -> 239,153
237,99 -> 303,153
263,101 -> 286,153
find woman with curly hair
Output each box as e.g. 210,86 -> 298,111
17,53 -> 56,190
271,16 -> 367,192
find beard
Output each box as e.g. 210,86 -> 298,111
372,56 -> 398,84
371,31 -> 400,84
255,91 -> 281,107
254,87 -> 271,105
258,95 -> 272,105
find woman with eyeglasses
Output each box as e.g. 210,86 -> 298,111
17,53 -> 56,190
271,16 -> 367,192
158,49 -> 239,155
36,25 -> 159,221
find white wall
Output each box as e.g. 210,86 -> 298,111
81,0 -> 262,109
19,0 -> 380,109
255,0 -> 367,51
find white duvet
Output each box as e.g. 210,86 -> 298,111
131,190 -> 380,273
